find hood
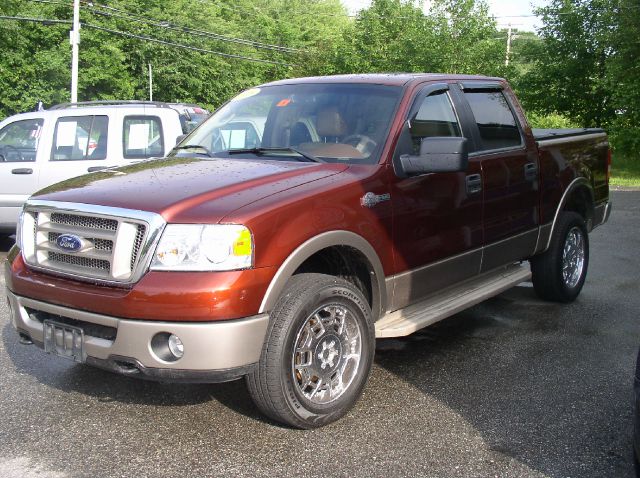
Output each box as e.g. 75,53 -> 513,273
33,157 -> 348,223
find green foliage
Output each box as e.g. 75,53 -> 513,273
610,153 -> 640,188
526,112 -> 580,129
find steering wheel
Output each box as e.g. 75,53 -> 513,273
0,145 -> 23,162
342,134 -> 377,156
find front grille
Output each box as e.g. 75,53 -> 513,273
51,212 -> 118,231
20,203 -> 162,284
48,251 -> 111,271
26,307 -> 117,341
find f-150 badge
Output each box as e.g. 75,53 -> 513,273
360,192 -> 391,208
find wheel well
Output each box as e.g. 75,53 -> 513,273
292,246 -> 374,308
563,186 -> 595,228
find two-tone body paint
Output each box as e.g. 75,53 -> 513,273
5,74 -> 610,326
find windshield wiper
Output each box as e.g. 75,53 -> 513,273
172,144 -> 214,157
225,147 -> 323,163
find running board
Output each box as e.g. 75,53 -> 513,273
375,263 -> 532,338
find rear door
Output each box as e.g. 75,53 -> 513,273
451,82 -> 539,272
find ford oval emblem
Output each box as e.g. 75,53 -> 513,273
56,234 -> 83,253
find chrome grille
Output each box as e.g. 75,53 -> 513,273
50,212 -> 118,231
48,251 -> 111,271
20,202 -> 165,284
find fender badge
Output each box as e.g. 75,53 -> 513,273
361,192 -> 391,208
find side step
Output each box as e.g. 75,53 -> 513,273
375,263 -> 532,338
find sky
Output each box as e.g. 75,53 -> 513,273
341,0 -> 548,32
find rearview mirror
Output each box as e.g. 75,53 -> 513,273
400,137 -> 468,176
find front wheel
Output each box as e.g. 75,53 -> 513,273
246,273 -> 375,429
531,211 -> 589,302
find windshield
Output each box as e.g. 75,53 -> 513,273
172,83 -> 402,164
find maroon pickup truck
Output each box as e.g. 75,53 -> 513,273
5,74 -> 611,428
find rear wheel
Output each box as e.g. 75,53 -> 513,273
246,273 -> 374,429
531,211 -> 589,302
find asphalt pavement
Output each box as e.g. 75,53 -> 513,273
0,190 -> 638,478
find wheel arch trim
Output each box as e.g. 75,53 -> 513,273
259,230 -> 386,320
544,177 -> 595,252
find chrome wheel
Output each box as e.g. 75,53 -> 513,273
562,226 -> 585,288
292,304 -> 362,405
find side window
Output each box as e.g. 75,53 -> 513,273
0,118 -> 43,162
410,91 -> 461,153
464,91 -> 522,151
52,116 -> 109,161
123,116 -> 164,159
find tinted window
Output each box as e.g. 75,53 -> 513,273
52,116 -> 108,160
180,83 -> 402,164
465,91 -> 522,151
123,116 -> 164,158
0,118 -> 43,162
410,91 -> 461,153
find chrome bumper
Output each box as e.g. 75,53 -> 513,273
6,290 -> 269,382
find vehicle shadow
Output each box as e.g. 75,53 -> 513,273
373,284 -> 635,478
1,321 -> 271,424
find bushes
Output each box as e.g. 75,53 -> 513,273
525,112 -> 580,129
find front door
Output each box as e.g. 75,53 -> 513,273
389,84 -> 483,311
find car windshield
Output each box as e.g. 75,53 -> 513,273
171,83 -> 402,164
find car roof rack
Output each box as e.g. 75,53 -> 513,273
49,100 -> 175,110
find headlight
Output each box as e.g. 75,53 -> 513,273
150,224 -> 253,271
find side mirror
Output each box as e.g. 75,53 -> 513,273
175,134 -> 188,146
400,137 -> 468,176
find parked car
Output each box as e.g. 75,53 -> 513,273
5,74 -> 611,428
0,101 -> 209,235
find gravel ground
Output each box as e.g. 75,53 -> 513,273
0,190 -> 638,478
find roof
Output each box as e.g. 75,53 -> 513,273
261,73 -> 504,88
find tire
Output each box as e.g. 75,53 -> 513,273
531,211 -> 589,302
246,273 -> 375,429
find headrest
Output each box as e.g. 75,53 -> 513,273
316,106 -> 347,137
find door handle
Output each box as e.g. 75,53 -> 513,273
87,166 -> 107,172
466,174 -> 482,194
11,168 -> 33,174
524,162 -> 538,181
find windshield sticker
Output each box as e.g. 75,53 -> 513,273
276,98 -> 292,107
231,88 -> 261,102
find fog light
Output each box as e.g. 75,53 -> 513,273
150,332 -> 184,362
168,334 -> 184,359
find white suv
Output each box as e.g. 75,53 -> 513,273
0,101 -> 209,234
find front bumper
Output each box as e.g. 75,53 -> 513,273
6,290 -> 269,383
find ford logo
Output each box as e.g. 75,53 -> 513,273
56,234 -> 83,253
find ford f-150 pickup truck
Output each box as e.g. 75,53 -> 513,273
4,74 -> 611,428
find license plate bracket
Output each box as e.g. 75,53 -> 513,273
43,320 -> 85,363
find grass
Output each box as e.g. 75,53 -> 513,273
610,153 -> 640,188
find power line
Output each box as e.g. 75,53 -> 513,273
83,2 -> 308,53
0,15 -> 71,25
25,0 -> 304,53
81,22 -> 295,67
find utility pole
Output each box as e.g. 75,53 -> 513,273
505,24 -> 512,67
148,63 -> 153,101
70,0 -> 80,102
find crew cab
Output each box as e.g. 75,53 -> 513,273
4,74 -> 611,428
0,101 -> 209,234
